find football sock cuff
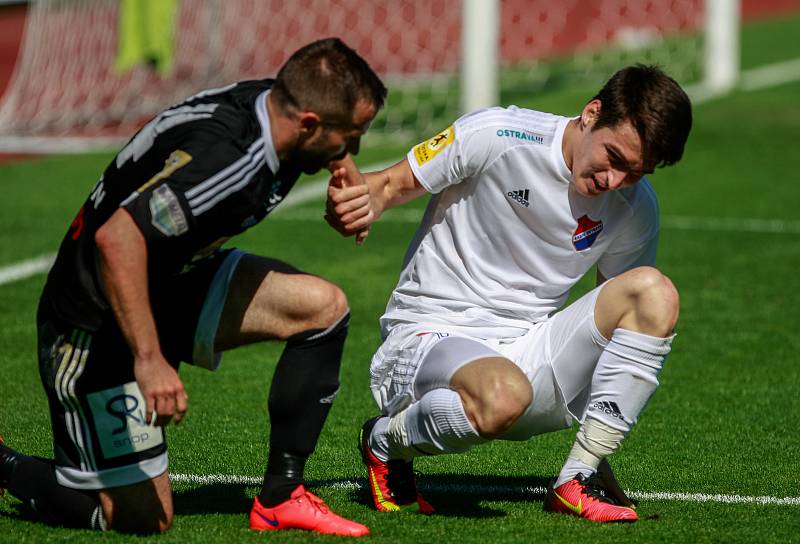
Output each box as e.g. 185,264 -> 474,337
398,388 -> 486,457
554,459 -> 596,488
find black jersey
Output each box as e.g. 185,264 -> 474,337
41,79 -> 302,331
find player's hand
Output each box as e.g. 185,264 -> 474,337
326,156 -> 373,245
134,354 -> 188,427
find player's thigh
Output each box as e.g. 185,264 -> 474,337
215,252 -> 348,349
414,334 -> 507,397
98,471 -> 173,534
411,333 -> 532,436
370,329 -> 498,415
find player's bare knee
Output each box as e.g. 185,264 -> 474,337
289,278 -> 348,334
467,372 -> 532,437
111,513 -> 172,535
103,501 -> 172,535
100,476 -> 173,535
621,267 -> 679,335
321,282 -> 349,326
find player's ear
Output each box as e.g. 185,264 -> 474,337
581,100 -> 601,129
298,111 -> 322,135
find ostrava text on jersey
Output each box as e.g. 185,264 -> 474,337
41,80 -> 299,331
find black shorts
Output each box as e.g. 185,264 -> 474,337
37,249 -> 244,490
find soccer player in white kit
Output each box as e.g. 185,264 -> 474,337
327,65 -> 692,522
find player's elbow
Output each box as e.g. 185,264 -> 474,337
95,211 -> 135,253
94,221 -> 112,251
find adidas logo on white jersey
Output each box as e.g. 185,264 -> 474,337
507,189 -> 530,208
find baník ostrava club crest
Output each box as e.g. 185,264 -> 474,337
572,214 -> 603,250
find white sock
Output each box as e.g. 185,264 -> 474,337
586,328 -> 673,431
367,416 -> 393,462
554,459 -> 596,488
371,388 -> 486,461
555,328 -> 673,487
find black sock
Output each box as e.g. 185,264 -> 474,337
259,312 -> 349,505
1,443 -> 104,530
258,451 -> 306,507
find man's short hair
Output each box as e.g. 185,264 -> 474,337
593,64 -> 692,170
271,38 -> 387,125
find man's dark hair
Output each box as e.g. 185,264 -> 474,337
593,64 -> 692,170
271,38 -> 387,125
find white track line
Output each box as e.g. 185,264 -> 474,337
170,473 -> 800,506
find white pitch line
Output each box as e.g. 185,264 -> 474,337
271,159 -> 395,213
0,252 -> 55,285
269,206 -> 800,235
661,215 -> 800,234
740,57 -> 800,92
2,205 -> 799,288
0,161 -> 396,288
169,473 -> 800,506
3,55 -> 800,288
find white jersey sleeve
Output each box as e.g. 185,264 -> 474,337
406,109 -> 512,194
596,178 -> 660,278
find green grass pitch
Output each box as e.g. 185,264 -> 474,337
2,15 -> 800,544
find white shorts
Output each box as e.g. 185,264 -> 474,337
370,284 -> 610,440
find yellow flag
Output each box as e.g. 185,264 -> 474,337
115,0 -> 178,77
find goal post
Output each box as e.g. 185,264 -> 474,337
460,0 -> 499,114
704,0 -> 741,94
0,0 -> 741,152
460,0 -> 742,113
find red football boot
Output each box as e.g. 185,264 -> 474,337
249,485 -> 369,536
359,417 -> 434,514
544,473 -> 638,523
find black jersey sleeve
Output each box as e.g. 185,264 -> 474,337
119,119 -> 263,268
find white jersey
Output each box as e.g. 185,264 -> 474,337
380,106 -> 659,339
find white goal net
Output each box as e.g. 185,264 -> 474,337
0,0 -> 729,151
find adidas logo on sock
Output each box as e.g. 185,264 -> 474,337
507,189 -> 530,207
590,400 -> 625,420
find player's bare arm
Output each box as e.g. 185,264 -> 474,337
95,209 -> 188,426
326,157 -> 425,239
365,158 -> 427,214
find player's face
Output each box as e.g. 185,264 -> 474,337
571,109 -> 649,197
293,100 -> 376,174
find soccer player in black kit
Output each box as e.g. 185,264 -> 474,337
0,38 -> 385,536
